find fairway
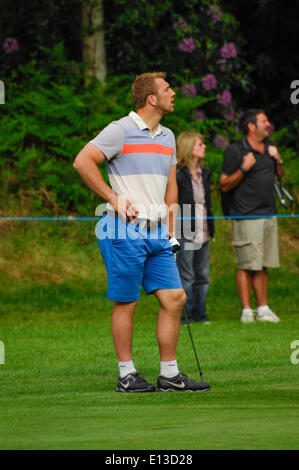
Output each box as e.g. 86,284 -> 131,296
1,312 -> 298,450
0,218 -> 298,450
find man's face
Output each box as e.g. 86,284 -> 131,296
153,78 -> 176,115
254,113 -> 271,139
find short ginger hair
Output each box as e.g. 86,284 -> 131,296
131,72 -> 166,109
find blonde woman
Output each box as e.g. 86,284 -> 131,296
176,131 -> 215,324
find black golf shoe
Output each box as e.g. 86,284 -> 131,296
116,372 -> 156,393
157,372 -> 210,392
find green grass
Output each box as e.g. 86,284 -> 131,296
0,214 -> 298,450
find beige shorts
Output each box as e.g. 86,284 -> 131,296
232,217 -> 280,271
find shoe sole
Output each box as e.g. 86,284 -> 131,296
157,387 -> 210,392
256,317 -> 280,323
116,387 -> 156,393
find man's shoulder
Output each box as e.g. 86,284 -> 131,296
264,136 -> 275,146
223,139 -> 245,160
226,138 -> 244,152
160,124 -> 175,139
113,115 -> 137,129
97,116 -> 137,139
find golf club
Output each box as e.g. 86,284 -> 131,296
274,174 -> 295,209
183,306 -> 207,384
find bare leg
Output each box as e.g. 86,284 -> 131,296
252,268 -> 268,307
236,269 -> 252,308
111,300 -> 138,362
154,288 -> 186,361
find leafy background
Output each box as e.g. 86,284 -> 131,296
0,0 -> 298,214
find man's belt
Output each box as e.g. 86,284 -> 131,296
105,210 -> 163,231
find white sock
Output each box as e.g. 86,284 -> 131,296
257,305 -> 268,315
160,360 -> 179,378
118,360 -> 136,378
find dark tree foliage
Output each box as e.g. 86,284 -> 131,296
0,0 -> 82,72
0,0 -> 297,212
224,0 -> 299,147
103,0 -> 239,81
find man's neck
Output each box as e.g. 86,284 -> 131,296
136,108 -> 162,133
246,133 -> 265,151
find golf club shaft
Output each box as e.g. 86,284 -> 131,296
281,185 -> 295,203
183,307 -> 205,383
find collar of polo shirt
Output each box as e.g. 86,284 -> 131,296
129,111 -> 164,138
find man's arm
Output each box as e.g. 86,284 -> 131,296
268,145 -> 284,180
73,143 -> 138,221
220,151 -> 256,192
73,143 -> 115,201
164,165 -> 178,238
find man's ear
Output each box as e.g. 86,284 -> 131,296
147,94 -> 157,107
248,121 -> 256,133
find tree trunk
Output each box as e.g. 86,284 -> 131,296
82,0 -> 107,85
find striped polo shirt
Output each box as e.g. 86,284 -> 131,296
89,112 -> 177,221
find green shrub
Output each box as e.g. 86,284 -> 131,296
0,45 -> 131,214
1,44 -> 297,216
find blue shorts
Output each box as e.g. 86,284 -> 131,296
96,214 -> 182,302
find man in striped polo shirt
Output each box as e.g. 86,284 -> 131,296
73,72 -> 210,393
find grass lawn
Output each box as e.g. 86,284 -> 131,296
0,215 -> 298,450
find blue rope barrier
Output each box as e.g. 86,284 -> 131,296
0,215 -> 298,221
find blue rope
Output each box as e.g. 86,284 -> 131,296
0,215 -> 298,221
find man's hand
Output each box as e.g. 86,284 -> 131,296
169,235 -> 180,254
109,193 -> 139,222
268,145 -> 282,163
242,151 -> 256,171
220,151 -> 256,192
268,144 -> 284,179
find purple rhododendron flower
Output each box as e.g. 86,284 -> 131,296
220,42 -> 237,59
217,90 -> 232,107
194,109 -> 206,122
181,83 -> 197,97
213,134 -> 229,148
179,38 -> 196,53
3,38 -> 19,53
224,108 -> 235,120
207,5 -> 223,23
202,74 -> 217,91
217,59 -> 227,72
173,19 -> 189,31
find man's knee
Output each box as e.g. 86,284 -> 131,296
156,288 -> 186,311
168,289 -> 187,310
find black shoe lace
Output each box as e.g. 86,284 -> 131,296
178,372 -> 192,385
133,373 -> 147,384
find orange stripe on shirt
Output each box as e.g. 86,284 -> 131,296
122,143 -> 173,156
